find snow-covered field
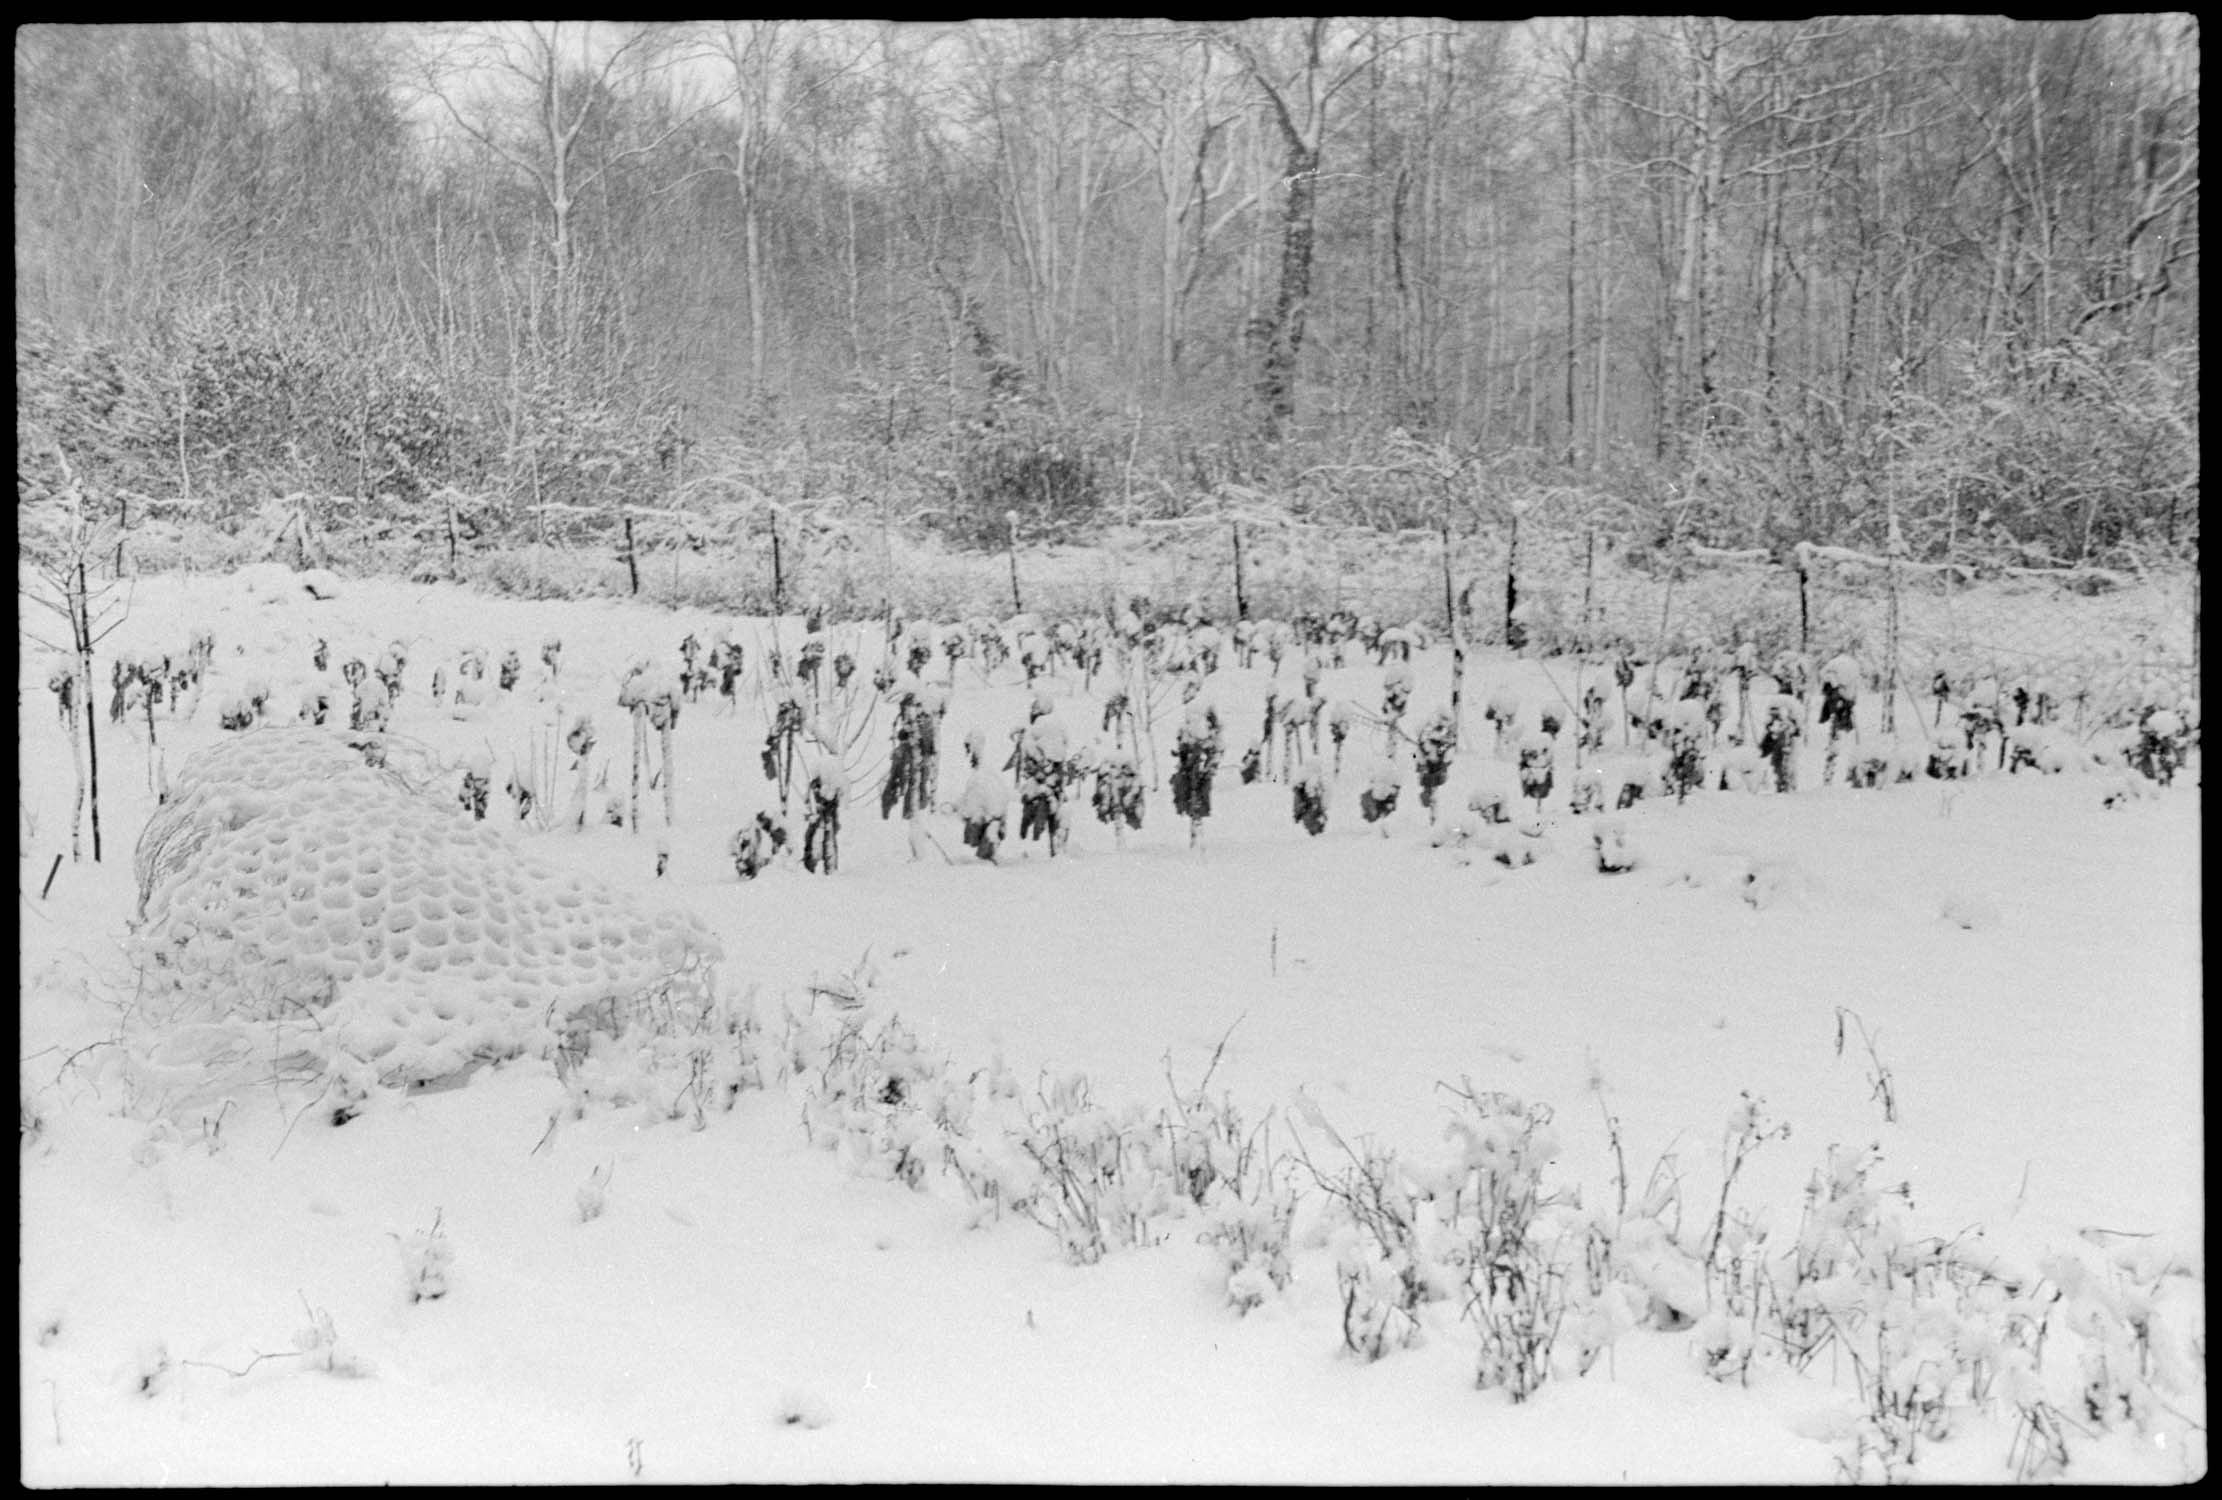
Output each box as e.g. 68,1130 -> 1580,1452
19,569 -> 2204,1485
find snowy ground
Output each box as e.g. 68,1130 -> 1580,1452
19,569 -> 2205,1484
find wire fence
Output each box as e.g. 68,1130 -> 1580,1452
136,498 -> 2197,726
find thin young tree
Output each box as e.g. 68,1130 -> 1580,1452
19,438 -> 133,864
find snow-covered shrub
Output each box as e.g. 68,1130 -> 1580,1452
1493,819 -> 1554,868
125,729 -> 722,1104
1413,707 -> 1457,818
1358,759 -> 1401,824
1568,765 -> 1605,815
1291,763 -> 1328,837
1018,1071 -> 1175,1265
290,1300 -> 370,1377
1716,739 -> 1765,794
2129,708 -> 2188,786
1316,1141 -> 1443,1361
797,1008 -> 972,1191
1381,663 -> 1414,722
1165,1080 -> 1300,1314
1592,819 -> 1640,874
1517,732 -> 1556,808
801,758 -> 846,874
1438,1087 -> 1569,1403
1484,686 -> 1521,749
1015,714 -> 1075,853
1171,705 -> 1223,843
1090,752 -> 1144,839
1661,700 -> 1709,802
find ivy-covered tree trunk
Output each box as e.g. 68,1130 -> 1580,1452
1257,142 -> 1320,439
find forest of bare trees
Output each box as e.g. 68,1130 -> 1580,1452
14,19 -> 2200,569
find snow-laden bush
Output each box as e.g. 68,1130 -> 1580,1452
1017,1072 -> 1177,1265
124,728 -> 722,1105
1435,1087 -> 1569,1402
1165,1063 -> 1299,1314
793,1004 -> 976,1191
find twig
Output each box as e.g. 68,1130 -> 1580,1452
179,1349 -> 306,1380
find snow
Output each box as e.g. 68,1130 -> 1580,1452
18,571 -> 2204,1485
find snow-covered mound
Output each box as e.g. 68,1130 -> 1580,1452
127,728 -> 722,1085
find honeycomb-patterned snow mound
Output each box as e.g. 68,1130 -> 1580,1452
129,728 -> 722,1085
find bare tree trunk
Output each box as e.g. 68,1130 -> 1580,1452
1563,18 -> 1587,462
76,561 -> 103,864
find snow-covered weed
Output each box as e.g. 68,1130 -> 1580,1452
577,1162 -> 612,1223
1018,1072 -> 1175,1265
289,1298 -> 370,1377
398,1209 -> 453,1302
1166,1051 -> 1299,1312
1436,1085 -> 1571,1401
1291,1090 -> 1460,1362
796,1007 -> 972,1191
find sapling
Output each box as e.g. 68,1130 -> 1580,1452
1568,765 -> 1605,814
1662,700 -> 1709,802
1091,753 -> 1144,847
1291,763 -> 1328,836
1516,732 -> 1555,812
564,713 -> 598,828
1819,654 -> 1862,784
762,696 -> 805,802
796,635 -> 826,693
647,683 -> 679,829
1006,710 -> 1073,853
956,757 -> 1010,862
1380,663 -> 1414,748
1279,693 -> 1319,780
458,756 -> 492,821
1484,685 -> 1521,754
1578,681 -> 1610,754
730,810 -> 789,878
618,662 -> 653,833
1758,694 -> 1802,792
1327,701 -> 1353,775
879,690 -> 937,832
1358,760 -> 1401,824
1171,704 -> 1223,847
802,759 -> 846,874
1414,706 -> 1457,820
678,632 -> 703,699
